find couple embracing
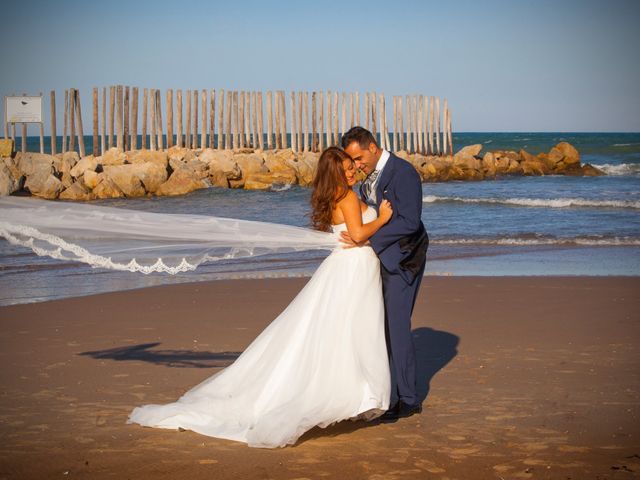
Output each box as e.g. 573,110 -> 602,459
128,126 -> 429,448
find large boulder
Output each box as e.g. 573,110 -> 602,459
167,146 -> 196,164
519,149 -> 550,175
244,172 -> 298,190
155,165 -> 209,196
2,157 -> 24,187
16,152 -> 56,177
455,144 -> 483,157
59,181 -> 95,201
200,149 -> 242,180
99,148 -> 127,166
581,164 -> 605,176
83,170 -> 101,189
287,151 -> 319,186
127,150 -> 169,168
234,153 -> 268,177
93,176 -> 125,199
102,165 -> 147,197
70,155 -> 98,178
0,161 -> 20,196
25,170 -> 63,199
555,142 -> 580,165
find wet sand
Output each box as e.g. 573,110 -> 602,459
0,276 -> 639,479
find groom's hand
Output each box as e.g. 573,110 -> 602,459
340,231 -> 370,248
339,231 -> 358,248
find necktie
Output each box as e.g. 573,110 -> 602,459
362,170 -> 380,202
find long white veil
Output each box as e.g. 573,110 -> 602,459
0,197 -> 339,274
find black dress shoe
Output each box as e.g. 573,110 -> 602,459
381,401 -> 422,420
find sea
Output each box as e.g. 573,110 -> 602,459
1,132 -> 638,306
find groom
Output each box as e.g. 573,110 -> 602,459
341,127 -> 428,419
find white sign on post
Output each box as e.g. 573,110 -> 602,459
5,96 -> 42,123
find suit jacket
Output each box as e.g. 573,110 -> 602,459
360,152 -> 428,285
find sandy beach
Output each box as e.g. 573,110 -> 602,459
0,276 -> 638,479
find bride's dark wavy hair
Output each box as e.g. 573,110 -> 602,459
310,147 -> 353,232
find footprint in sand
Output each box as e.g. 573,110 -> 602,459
198,459 -> 218,465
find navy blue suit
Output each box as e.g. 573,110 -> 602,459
361,152 -> 428,406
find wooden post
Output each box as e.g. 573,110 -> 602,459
62,90 -> 68,153
176,90 -> 183,148
297,91 -> 303,151
355,91 -> 360,126
448,106 -> 453,155
289,92 -> 297,152
156,89 -> 164,150
392,96 -> 398,152
74,89 -> 86,157
92,88 -> 98,156
318,90 -> 324,151
257,91 -> 264,150
142,88 -> 148,149
399,96 -> 405,151
266,91 -> 273,150
340,92 -> 346,142
244,91 -> 251,148
218,89 -> 225,149
225,90 -> 232,149
435,97 -> 441,155
279,90 -> 287,149
131,87 -> 139,150
381,93 -> 389,151
123,86 -> 130,151
349,92 -> 354,128
192,89 -> 198,150
2,94 -> 7,140
326,90 -> 332,147
303,91 -> 309,152
101,88 -> 106,154
412,95 -> 418,153
364,92 -> 370,131
150,89 -> 157,151
275,90 -> 282,149
50,90 -> 57,155
21,121 -> 26,153
418,94 -> 424,154
210,89 -> 215,149
442,98 -> 449,155
185,90 -> 191,149
405,95 -> 413,153
201,89 -> 207,149
312,91 -> 317,152
371,91 -> 377,141
233,91 -> 239,149
238,91 -> 244,148
428,96 -> 434,155
109,86 -> 115,149
332,91 -> 338,146
251,91 -> 258,148
166,89 -> 173,148
116,85 -> 123,150
69,90 -> 77,154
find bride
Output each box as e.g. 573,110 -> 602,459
126,147 -> 394,448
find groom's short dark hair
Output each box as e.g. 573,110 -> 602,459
341,126 -> 378,150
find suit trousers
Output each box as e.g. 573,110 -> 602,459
381,261 -> 426,406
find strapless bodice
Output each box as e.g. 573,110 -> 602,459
331,206 -> 377,234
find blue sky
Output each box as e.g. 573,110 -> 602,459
1,0 -> 638,132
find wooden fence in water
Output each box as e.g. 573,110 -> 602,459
4,88 -> 454,156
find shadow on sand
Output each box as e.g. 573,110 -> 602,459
297,326 -> 459,444
78,342 -> 241,368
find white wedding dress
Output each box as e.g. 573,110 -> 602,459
126,206 -> 391,448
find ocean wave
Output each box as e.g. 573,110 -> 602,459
422,195 -> 640,209
590,163 -> 640,176
433,236 -> 640,246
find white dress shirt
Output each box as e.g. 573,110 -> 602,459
368,149 -> 390,204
